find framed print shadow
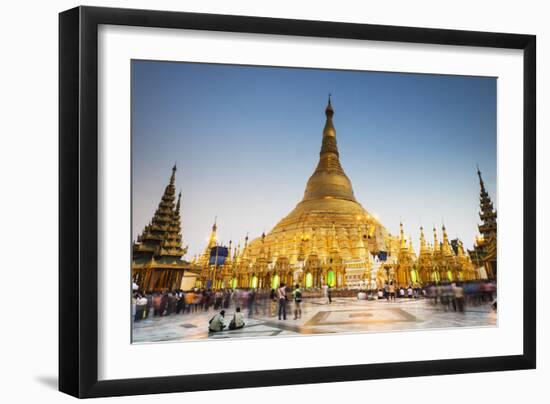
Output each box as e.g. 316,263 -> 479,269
59,6 -> 536,399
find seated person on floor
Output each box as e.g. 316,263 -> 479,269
229,307 -> 245,330
208,310 -> 226,333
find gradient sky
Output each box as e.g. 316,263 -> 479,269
132,60 -> 496,258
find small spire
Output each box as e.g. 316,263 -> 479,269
325,94 -> 334,118
175,191 -> 182,212
212,216 -> 217,231
169,163 -> 177,185
477,165 -> 486,191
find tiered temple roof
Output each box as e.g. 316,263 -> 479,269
132,165 -> 194,291
468,167 -> 497,279
477,167 -> 497,237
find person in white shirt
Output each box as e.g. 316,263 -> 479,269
135,295 -> 148,321
208,310 -> 226,333
229,307 -> 245,330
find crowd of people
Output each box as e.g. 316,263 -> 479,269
132,279 -> 496,332
423,280 -> 497,312
131,284 -> 306,331
368,280 -> 497,313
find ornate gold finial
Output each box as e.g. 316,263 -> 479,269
325,94 -> 334,119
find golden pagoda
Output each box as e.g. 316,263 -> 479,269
235,97 -> 389,290
132,165 -> 198,291
191,99 -> 493,291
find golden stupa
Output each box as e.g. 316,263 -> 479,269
237,97 -> 389,289
133,99 -> 487,293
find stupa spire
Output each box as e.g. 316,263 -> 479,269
170,163 -> 177,186
420,226 -> 426,249
433,227 -> 439,253
199,216 -> 219,267
302,98 -> 357,202
175,191 -> 181,213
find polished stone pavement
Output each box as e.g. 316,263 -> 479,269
132,297 -> 497,343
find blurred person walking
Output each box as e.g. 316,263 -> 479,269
453,283 -> 465,313
293,284 -> 303,320
152,292 -> 162,316
135,294 -> 148,321
247,289 -> 256,318
277,283 -> 287,320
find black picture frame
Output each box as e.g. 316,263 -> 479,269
59,5 -> 536,398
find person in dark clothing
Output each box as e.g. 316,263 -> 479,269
277,283 -> 287,320
160,292 -> 168,316
247,289 -> 256,318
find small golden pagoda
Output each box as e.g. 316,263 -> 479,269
455,239 -> 477,281
395,223 -> 416,286
417,226 -> 434,283
440,225 -> 458,281
431,227 -> 443,282
233,97 -> 389,290
132,165 -> 198,291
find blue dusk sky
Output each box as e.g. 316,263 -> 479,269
132,60 -> 496,257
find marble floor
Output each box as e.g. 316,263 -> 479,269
132,297 -> 497,343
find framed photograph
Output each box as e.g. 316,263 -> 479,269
59,6 -> 536,398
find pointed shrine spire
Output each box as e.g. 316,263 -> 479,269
325,93 -> 334,118
170,163 -> 177,185
322,95 -> 336,141
399,222 -> 406,249
302,97 -> 356,202
433,227 -> 439,251
420,226 -> 427,249
476,164 -> 486,193
175,191 -> 182,213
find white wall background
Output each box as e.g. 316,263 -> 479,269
0,0 -> 546,402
